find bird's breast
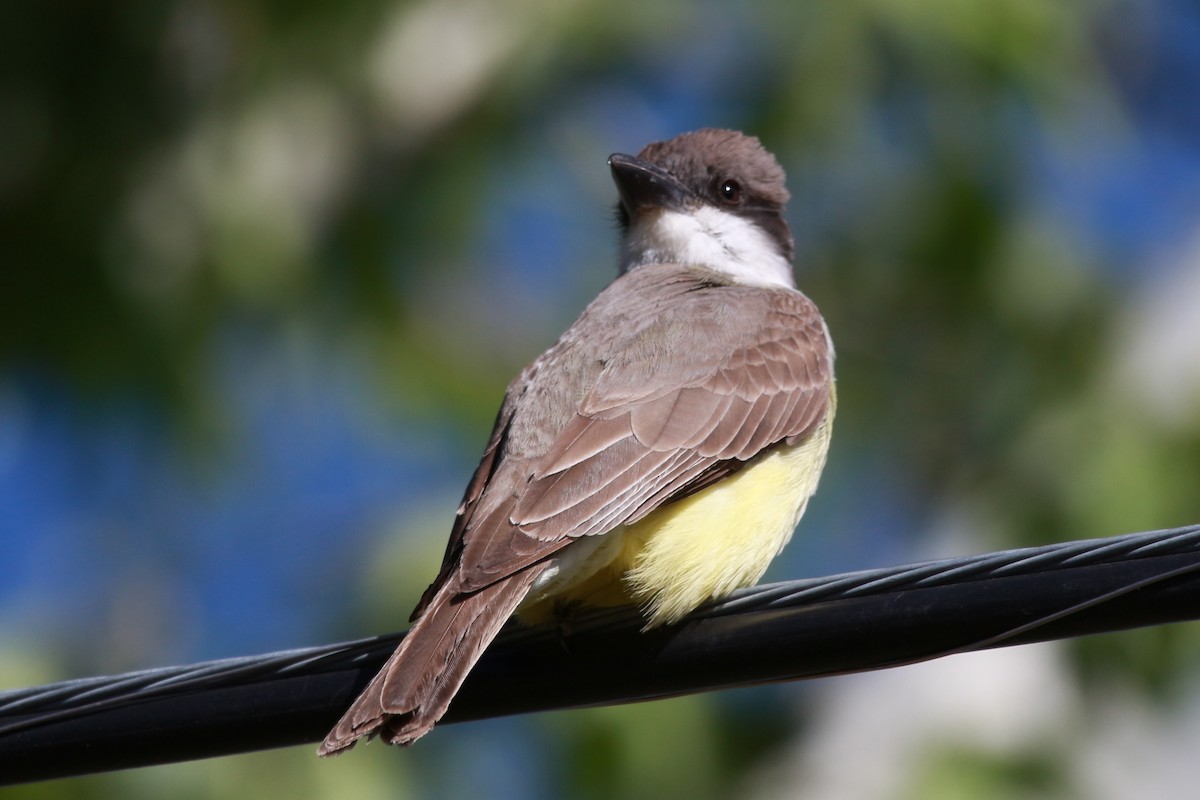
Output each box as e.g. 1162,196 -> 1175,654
517,389 -> 835,628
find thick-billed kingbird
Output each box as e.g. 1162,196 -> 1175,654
320,128 -> 835,755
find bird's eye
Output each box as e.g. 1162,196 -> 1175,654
719,179 -> 742,204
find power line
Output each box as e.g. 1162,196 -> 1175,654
2,524 -> 1200,785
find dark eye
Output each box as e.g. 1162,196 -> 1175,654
719,179 -> 742,203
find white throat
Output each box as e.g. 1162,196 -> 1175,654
619,205 -> 795,289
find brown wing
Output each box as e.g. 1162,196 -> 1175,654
445,263 -> 833,595
409,362 -> 542,620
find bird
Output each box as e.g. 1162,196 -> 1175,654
319,128 -> 835,755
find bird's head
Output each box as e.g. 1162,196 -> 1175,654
609,128 -> 795,288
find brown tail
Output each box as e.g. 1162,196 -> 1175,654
318,566 -> 545,756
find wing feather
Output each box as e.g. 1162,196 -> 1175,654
516,438 -> 663,528
538,415 -> 631,475
437,264 -> 832,596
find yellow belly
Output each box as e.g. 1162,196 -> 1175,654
518,396 -> 834,628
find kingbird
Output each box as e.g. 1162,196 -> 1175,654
319,128 -> 835,755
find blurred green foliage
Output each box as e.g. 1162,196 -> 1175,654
4,0 -> 1200,797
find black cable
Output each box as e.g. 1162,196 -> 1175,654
2,524 -> 1200,785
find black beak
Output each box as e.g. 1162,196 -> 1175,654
608,153 -> 692,217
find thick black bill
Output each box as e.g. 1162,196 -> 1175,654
608,153 -> 692,216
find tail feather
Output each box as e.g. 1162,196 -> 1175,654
318,566 -> 544,756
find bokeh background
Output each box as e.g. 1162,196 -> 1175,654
4,0 -> 1200,797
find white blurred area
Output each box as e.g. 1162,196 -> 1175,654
1113,230 -> 1200,429
369,0 -> 569,146
119,0 -> 575,312
122,86 -> 355,307
745,646 -> 1078,799
746,641 -> 1200,799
